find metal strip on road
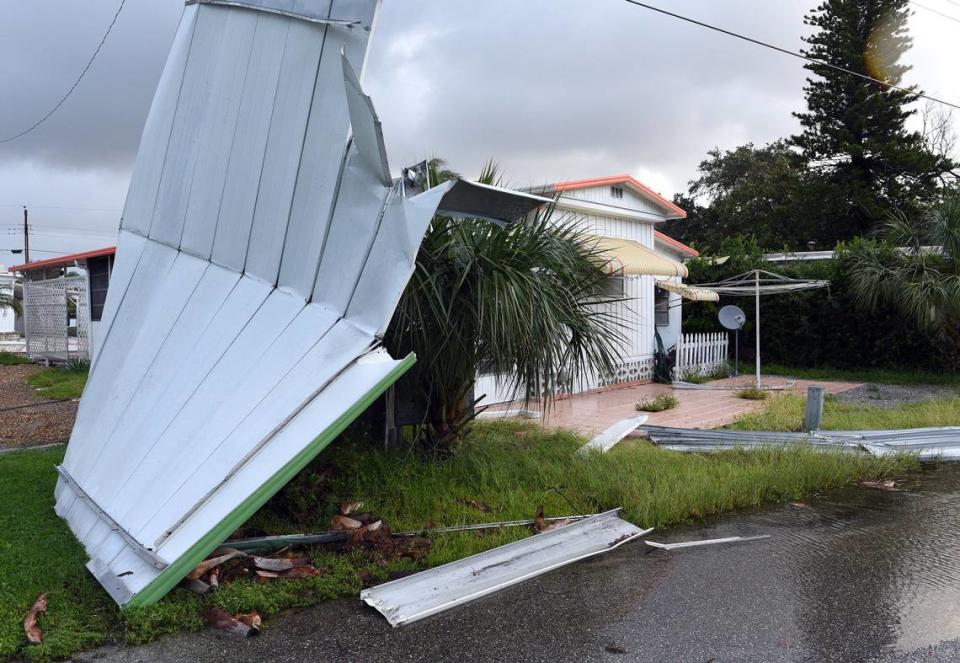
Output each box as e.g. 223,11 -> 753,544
361,509 -> 652,627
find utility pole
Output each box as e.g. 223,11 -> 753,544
22,206 -> 29,263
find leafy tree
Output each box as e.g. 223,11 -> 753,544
663,142 -> 815,251
385,160 -> 624,451
792,0 -> 953,238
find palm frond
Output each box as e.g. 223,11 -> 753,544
0,293 -> 20,316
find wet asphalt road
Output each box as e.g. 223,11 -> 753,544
78,465 -> 960,662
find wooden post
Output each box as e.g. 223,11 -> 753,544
804,385 -> 825,431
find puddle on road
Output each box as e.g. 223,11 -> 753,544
638,463 -> 960,659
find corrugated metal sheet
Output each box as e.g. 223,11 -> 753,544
57,0 -> 548,607
361,510 -> 651,627
642,424 -> 960,460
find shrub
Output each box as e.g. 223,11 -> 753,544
635,394 -> 679,412
735,386 -> 768,400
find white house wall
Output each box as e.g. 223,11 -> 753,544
0,269 -> 14,335
570,211 -> 656,363
559,186 -> 666,219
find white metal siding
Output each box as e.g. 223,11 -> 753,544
560,185 -> 664,217
55,0 -> 453,607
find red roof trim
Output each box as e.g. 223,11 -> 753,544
654,231 -> 699,257
550,175 -> 687,219
8,246 -> 116,273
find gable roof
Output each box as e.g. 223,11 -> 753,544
8,246 -> 116,273
654,231 -> 699,258
544,175 -> 687,220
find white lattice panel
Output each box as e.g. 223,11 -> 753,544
24,275 -> 89,361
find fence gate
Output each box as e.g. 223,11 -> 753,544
673,332 -> 729,380
24,275 -> 90,362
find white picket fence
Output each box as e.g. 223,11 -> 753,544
673,332 -> 729,380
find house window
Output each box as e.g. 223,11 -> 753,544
654,287 -> 670,326
87,254 -> 113,322
610,186 -> 624,199
600,275 -> 625,298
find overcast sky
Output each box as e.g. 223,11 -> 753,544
0,0 -> 955,263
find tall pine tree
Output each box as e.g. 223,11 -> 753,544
792,0 -> 952,240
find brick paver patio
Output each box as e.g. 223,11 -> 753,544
491,375 -> 861,438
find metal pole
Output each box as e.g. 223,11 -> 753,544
803,385 -> 825,431
23,206 -> 29,263
754,270 -> 760,390
733,329 -> 739,377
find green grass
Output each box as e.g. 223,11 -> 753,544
756,363 -> 960,387
25,367 -> 88,400
680,365 -> 730,384
731,394 -> 960,432
0,352 -> 28,366
0,422 -> 915,660
0,448 -> 119,661
735,386 -> 769,401
635,393 -> 679,412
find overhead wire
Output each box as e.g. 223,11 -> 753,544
0,204 -> 121,212
910,0 -> 960,23
621,0 -> 960,111
0,0 -> 127,143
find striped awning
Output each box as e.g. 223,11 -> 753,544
656,279 -> 720,302
590,237 -> 688,278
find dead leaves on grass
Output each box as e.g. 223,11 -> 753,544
204,607 -> 261,637
183,548 -> 326,595
23,592 -> 47,645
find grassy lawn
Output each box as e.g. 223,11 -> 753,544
0,352 -> 28,366
731,393 -> 960,432
25,367 -> 88,400
0,421 -> 914,661
758,362 -> 960,387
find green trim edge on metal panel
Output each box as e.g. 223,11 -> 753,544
124,352 -> 416,608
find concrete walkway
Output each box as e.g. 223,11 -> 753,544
493,375 -> 860,438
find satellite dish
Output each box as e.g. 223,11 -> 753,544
719,305 -> 746,331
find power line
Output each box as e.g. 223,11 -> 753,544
0,204 -> 121,212
621,0 -> 960,111
911,0 -> 960,23
0,0 -> 127,144
1,248 -> 71,255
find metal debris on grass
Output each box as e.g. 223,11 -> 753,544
644,535 -> 770,551
580,415 -> 647,454
641,424 -> 960,460
225,514 -> 606,553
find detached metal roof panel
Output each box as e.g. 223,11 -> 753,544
361,510 -> 650,626
435,179 -> 553,225
54,0 -> 430,607
57,0 -> 569,608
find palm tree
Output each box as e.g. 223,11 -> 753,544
385,160 -> 625,450
0,292 -> 20,317
847,192 -> 960,333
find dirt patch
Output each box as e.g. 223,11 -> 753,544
0,364 -> 77,449
834,383 -> 957,409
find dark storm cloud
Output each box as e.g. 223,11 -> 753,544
0,1 -> 182,170
0,0 -> 812,185
5,0 -> 952,259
